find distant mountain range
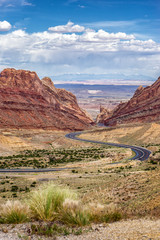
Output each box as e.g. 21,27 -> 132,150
48,73 -> 154,85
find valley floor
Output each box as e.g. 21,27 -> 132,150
0,125 -> 159,239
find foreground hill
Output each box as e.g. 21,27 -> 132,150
0,68 -> 93,130
97,76 -> 160,126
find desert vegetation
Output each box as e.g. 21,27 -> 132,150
0,145 -> 120,169
0,182 -> 122,237
0,127 -> 160,238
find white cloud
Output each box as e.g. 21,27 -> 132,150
48,21 -> 85,33
0,0 -> 33,7
21,0 -> 33,6
78,5 -> 85,8
80,29 -> 135,42
0,22 -> 160,80
0,20 -> 11,31
84,20 -> 136,28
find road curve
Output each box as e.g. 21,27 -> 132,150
0,131 -> 151,173
65,131 -> 151,161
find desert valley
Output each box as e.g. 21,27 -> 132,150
0,68 -> 159,239
0,0 -> 159,238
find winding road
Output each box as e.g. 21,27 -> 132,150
0,167 -> 78,173
0,130 -> 151,173
65,131 -> 151,161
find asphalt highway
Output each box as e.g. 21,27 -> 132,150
0,167 -> 78,173
0,130 -> 151,173
65,131 -> 151,161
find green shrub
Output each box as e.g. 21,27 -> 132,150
25,186 -> 30,192
12,193 -> 17,198
11,185 -> 18,192
31,224 -> 56,237
31,223 -> 70,237
150,159 -> 157,165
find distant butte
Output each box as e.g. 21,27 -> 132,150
0,68 -> 93,130
97,76 -> 160,126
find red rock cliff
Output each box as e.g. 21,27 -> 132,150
97,77 -> 160,126
0,68 -> 93,130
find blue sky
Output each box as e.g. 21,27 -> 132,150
0,0 -> 160,84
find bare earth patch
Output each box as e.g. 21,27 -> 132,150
0,218 -> 160,239
0,129 -> 93,156
58,218 -> 160,240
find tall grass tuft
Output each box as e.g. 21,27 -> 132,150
29,183 -> 77,221
0,200 -> 30,224
60,198 -> 90,226
0,183 -> 122,226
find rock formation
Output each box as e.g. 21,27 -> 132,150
0,68 -> 93,130
96,106 -> 111,123
97,77 -> 160,126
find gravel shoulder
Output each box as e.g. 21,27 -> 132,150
0,218 -> 160,240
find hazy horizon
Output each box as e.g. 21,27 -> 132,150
54,83 -> 142,119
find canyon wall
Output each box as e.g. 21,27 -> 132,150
97,77 -> 160,126
0,68 -> 93,130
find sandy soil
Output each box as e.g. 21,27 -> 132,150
0,129 -> 93,156
58,218 -> 160,240
0,218 -> 160,240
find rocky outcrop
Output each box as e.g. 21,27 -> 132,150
41,77 -> 57,93
97,77 -> 160,126
0,68 -> 93,130
96,106 -> 111,123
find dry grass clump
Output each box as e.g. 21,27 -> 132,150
89,202 -> 122,223
29,183 -> 77,221
60,200 -> 122,226
0,200 -> 30,223
60,198 -> 90,226
0,183 -> 122,227
88,202 -> 105,222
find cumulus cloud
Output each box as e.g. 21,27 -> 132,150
0,20 -> 11,31
0,22 -> 160,79
81,29 -> 135,42
48,21 -> 85,33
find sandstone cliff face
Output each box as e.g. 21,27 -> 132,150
97,77 -> 160,126
0,68 -> 93,130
